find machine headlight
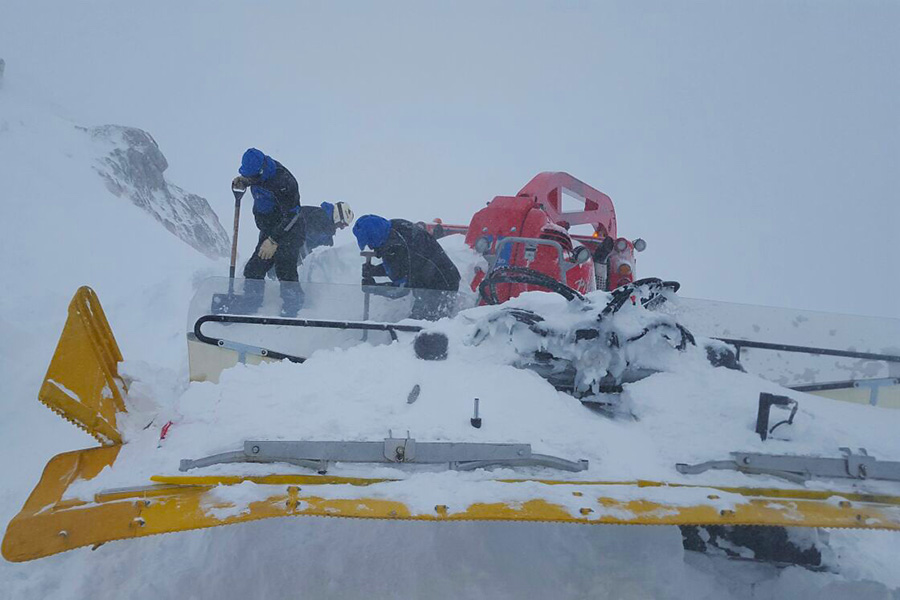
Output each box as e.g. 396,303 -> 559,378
474,236 -> 492,254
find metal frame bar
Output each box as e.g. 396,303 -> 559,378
180,437 -> 589,474
791,377 -> 899,406
676,448 -> 900,483
491,236 -> 571,282
716,337 -> 900,364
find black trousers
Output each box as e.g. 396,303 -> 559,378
244,230 -> 302,281
243,229 -> 304,315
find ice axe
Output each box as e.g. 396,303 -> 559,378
210,185 -> 246,313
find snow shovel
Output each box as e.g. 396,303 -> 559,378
210,186 -> 246,314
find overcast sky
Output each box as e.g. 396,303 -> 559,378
2,1 -> 898,318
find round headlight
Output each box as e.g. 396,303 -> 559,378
474,236 -> 492,254
615,238 -> 629,252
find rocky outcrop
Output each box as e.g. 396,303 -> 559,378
87,125 -> 230,258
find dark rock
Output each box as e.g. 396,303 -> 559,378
87,125 -> 229,258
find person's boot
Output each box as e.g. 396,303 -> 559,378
240,278 -> 266,314
280,283 -> 305,318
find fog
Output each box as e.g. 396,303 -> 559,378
2,0 -> 897,317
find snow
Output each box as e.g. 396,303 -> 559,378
68,285 -> 900,509
1,64 -> 899,600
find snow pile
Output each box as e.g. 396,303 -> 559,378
63,282 -> 900,510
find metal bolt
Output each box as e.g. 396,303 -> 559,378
579,508 -> 593,515
58,530 -> 68,539
252,445 -> 260,454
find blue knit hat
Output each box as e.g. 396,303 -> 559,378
239,148 -> 266,177
353,215 -> 391,250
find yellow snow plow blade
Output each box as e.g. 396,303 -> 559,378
3,444 -> 900,562
38,286 -> 127,444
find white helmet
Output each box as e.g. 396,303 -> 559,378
332,201 -> 354,227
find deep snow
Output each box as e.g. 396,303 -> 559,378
1,72 -> 899,600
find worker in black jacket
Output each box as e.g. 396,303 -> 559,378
298,201 -> 355,259
232,148 -> 304,316
353,215 -> 460,320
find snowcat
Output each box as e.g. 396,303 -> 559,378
4,173 -> 899,566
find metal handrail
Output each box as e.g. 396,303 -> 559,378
193,314 -> 424,363
715,337 -> 900,363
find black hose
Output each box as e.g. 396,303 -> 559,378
479,266 -> 586,305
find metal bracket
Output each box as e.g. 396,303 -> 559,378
523,243 -> 537,262
180,435 -> 588,474
676,448 -> 900,484
216,339 -> 268,364
853,378 -> 899,407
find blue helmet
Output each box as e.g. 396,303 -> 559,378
239,148 -> 266,177
353,215 -> 391,250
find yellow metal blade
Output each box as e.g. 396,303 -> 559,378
38,286 -> 127,444
5,446 -> 900,562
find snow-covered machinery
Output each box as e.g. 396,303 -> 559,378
4,173 -> 900,564
4,278 -> 900,563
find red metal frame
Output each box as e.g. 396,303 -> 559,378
516,172 -> 617,238
427,172 -> 640,301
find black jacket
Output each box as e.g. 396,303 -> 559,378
249,161 -> 302,243
299,206 -> 337,250
372,220 -> 461,291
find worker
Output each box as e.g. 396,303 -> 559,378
352,215 -> 461,320
298,201 -> 355,259
232,148 -> 304,316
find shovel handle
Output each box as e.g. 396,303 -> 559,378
229,188 -> 245,280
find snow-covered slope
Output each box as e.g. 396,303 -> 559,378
1,75 -> 899,600
0,76 -> 224,597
